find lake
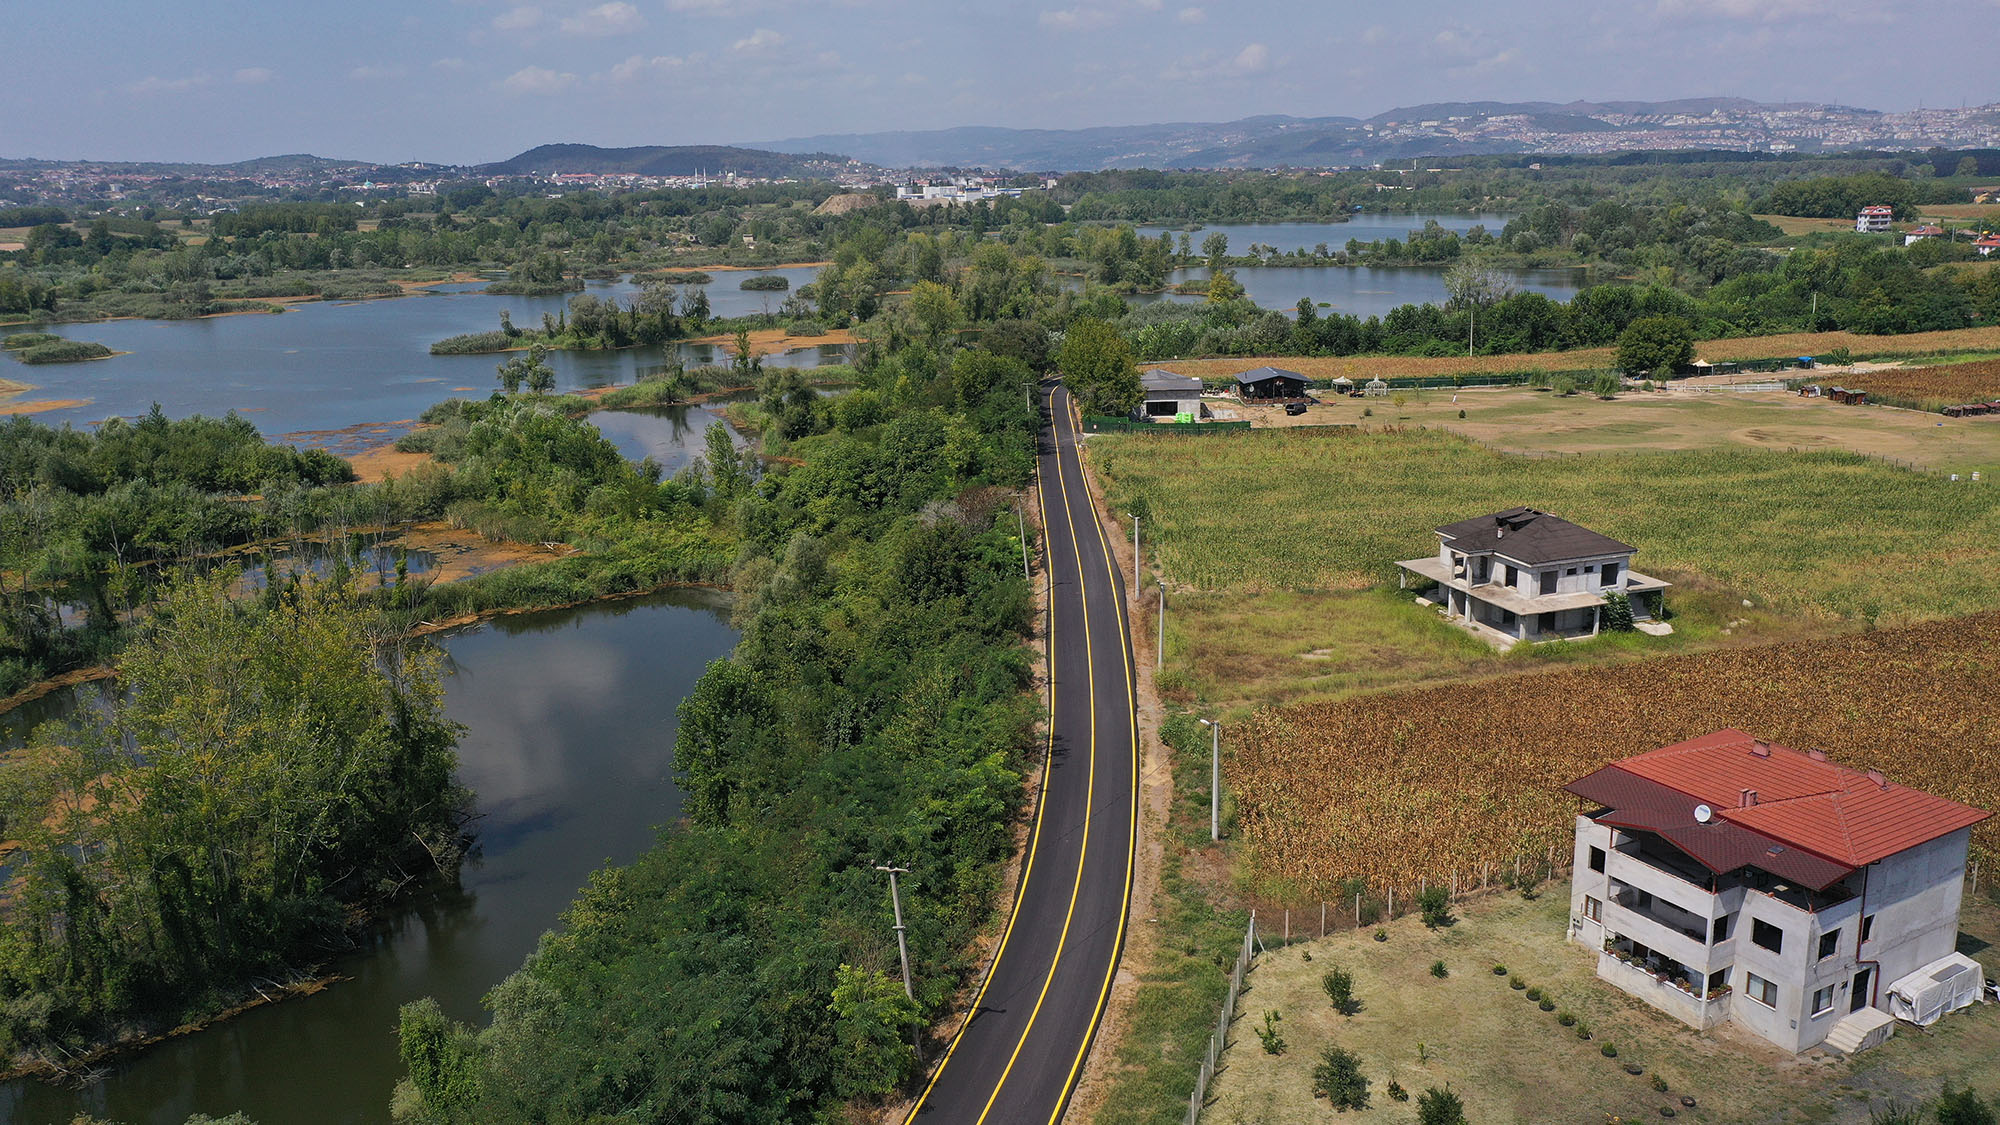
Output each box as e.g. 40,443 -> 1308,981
9,266 -> 838,437
0,590 -> 740,1125
1135,214 -> 1518,253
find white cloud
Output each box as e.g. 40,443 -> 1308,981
503,65 -> 577,93
494,4 -> 544,30
607,52 -> 690,80
232,67 -> 274,85
433,57 -> 471,71
1231,42 -> 1270,73
1039,7 -> 1114,30
1175,6 -> 1205,22
561,1 -> 644,36
1361,24 -> 1391,46
665,0 -> 733,9
732,27 -> 784,52
349,63 -> 410,80
128,72 -> 213,95
1655,0 -> 1824,19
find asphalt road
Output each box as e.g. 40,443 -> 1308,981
903,384 -> 1139,1124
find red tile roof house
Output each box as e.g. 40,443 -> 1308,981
1396,508 -> 1671,646
1566,731 -> 1989,1054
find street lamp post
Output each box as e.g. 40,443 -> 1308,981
1199,718 -> 1220,842
875,863 -> 921,1061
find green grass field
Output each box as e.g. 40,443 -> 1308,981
1096,427 -> 2000,625
1204,891 -> 2000,1125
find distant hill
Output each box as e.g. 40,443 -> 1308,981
478,143 -> 853,179
753,98 -> 2000,171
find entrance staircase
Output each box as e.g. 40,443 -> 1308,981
1822,1008 -> 1896,1055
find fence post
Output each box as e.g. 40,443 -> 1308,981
1321,902 -> 1327,938
1451,871 -> 1457,900
1387,886 -> 1394,918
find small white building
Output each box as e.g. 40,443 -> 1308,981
1138,368 -> 1204,421
1976,236 -> 2000,258
1567,731 -> 1990,1054
1395,507 -> 1670,644
1903,225 -> 1945,246
1856,205 -> 1894,233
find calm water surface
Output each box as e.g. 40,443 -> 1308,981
0,590 -> 739,1125
14,267 -> 833,436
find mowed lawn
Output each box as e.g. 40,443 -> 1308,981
1092,426 -> 2000,624
1206,892 -> 2000,1125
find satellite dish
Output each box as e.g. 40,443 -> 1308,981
1693,804 -> 1713,824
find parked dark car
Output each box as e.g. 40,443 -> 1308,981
1284,402 -> 1308,416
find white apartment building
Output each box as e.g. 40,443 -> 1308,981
1567,731 -> 1989,1054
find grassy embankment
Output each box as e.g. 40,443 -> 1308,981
1204,891 -> 2000,1125
1093,424 -> 2000,712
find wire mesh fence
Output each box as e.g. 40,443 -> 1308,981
1185,911 -> 1257,1125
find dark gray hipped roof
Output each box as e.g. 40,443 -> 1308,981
1234,366 -> 1307,386
1142,369 -> 1203,394
1435,507 -> 1634,565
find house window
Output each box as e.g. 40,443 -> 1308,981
1751,918 -> 1783,953
1565,567 -> 1578,575
1817,931 -> 1840,960
1713,914 -> 1731,943
1505,564 -> 1518,586
1540,570 -> 1558,595
1584,896 -> 1602,922
1589,846 -> 1606,873
1538,612 -> 1556,632
1500,609 -> 1517,625
1602,562 -> 1620,588
1746,973 -> 1778,1008
1812,985 -> 1836,1016
1861,914 -> 1875,942
1585,564 -> 1596,572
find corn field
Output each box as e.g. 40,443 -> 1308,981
1233,611 -> 2000,901
1815,359 -> 2000,412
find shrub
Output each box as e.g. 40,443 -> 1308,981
1576,1023 -> 1592,1040
429,330 -> 515,355
1312,1046 -> 1370,1110
1558,1010 -> 1577,1026
1539,998 -> 1556,1011
1603,591 -> 1636,631
1509,976 -> 1526,990
16,339 -> 112,364
1525,987 -> 1542,1001
1256,1009 -> 1286,1055
1652,1074 -> 1669,1092
1592,371 -> 1624,397
2,331 -> 60,349
1322,967 -> 1357,1015
1457,409 -> 1466,419
1362,407 -> 1373,417
1417,886 -> 1453,929
1601,1043 -> 1619,1057
1417,1085 -> 1469,1125
1936,1083 -> 1998,1125
1387,1079 -> 1409,1102
1553,374 -> 1579,396
1429,960 -> 1448,979
783,319 -> 828,337
1373,928 -> 1387,942
1492,965 -> 1508,976
740,274 -> 789,291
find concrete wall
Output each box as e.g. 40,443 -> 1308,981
1569,814 -> 1972,1053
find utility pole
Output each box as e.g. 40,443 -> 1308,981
1017,508 -> 1031,581
875,864 -> 921,1062
1133,516 -> 1140,588
1468,304 -> 1475,358
1157,582 -> 1165,670
875,865 -> 915,1001
1200,718 -> 1221,842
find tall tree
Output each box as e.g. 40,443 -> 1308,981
1057,317 -> 1142,417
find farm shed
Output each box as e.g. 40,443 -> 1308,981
1138,368 -> 1204,421
1234,366 -> 1310,401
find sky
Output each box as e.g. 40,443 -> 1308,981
10,0 -> 1999,164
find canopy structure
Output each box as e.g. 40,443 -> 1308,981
1886,953 -> 1986,1026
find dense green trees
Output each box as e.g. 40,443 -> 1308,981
1615,316 -> 1696,376
1058,317 -> 1142,416
0,573 -> 465,1055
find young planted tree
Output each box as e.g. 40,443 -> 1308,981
1312,1046 -> 1371,1110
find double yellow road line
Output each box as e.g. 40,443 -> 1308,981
901,385 -> 1139,1124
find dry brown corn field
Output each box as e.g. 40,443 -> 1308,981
1235,611 -> 2000,901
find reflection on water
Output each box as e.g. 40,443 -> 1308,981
588,404 -> 741,471
20,269 -> 838,436
0,589 -> 739,1125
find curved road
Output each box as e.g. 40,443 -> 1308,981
904,384 -> 1139,1124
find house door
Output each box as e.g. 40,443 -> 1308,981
1850,968 -> 1872,1013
